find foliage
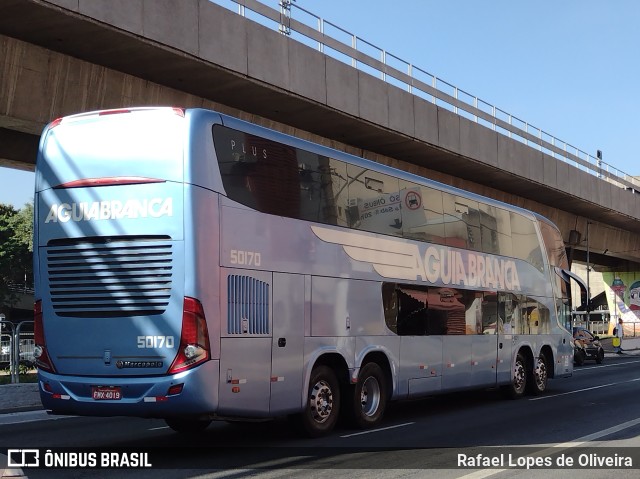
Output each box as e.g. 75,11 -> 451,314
0,369 -> 38,385
0,202 -> 33,309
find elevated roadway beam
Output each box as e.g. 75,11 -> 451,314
0,0 -> 638,267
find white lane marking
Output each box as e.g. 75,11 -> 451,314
529,376 -> 640,401
148,426 -> 171,431
340,422 -> 415,438
574,359 -> 640,371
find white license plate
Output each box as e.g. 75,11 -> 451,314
91,386 -> 122,400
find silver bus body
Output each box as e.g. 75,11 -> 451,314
33,107 -> 575,435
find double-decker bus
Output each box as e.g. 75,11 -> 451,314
33,107 -> 581,436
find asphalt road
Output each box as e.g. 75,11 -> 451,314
2,353 -> 640,478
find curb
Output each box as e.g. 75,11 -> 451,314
0,405 -> 43,415
603,349 -> 640,355
0,383 -> 42,415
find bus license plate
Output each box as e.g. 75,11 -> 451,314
92,386 -> 122,400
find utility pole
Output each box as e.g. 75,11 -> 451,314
586,221 -> 591,322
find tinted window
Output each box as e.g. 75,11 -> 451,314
383,283 -> 486,336
214,126 -> 547,274
510,212 -> 543,272
538,218 -> 568,302
399,180 -> 446,244
297,151 -> 349,227
214,125 -> 349,226
479,203 -> 513,256
480,292 -> 499,334
538,219 -> 567,269
442,193 -> 481,251
346,165 -> 401,235
214,126 -> 299,217
501,293 -> 550,335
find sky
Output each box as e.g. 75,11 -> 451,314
2,0 -> 639,209
0,167 -> 35,210
291,0 -> 640,173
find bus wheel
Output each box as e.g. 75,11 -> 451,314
300,365 -> 340,437
352,362 -> 387,429
504,352 -> 527,399
165,418 -> 212,433
527,354 -> 548,395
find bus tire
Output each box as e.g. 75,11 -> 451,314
504,352 -> 527,399
300,365 -> 340,437
352,362 -> 387,429
527,353 -> 548,396
165,418 -> 212,433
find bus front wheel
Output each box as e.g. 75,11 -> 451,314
351,362 -> 387,429
299,365 -> 340,437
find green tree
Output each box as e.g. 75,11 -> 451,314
0,202 -> 33,309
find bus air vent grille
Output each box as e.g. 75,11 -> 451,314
46,237 -> 172,317
227,275 -> 270,335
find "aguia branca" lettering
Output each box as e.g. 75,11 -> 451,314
45,198 -> 173,223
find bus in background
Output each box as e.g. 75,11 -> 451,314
33,107 -> 582,436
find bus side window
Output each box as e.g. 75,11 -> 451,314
464,291 -> 483,335
479,204 -> 513,256
214,127 -> 299,217
442,194 -> 481,252
510,212 -> 543,272
388,285 -> 490,336
382,283 -> 398,334
481,292 -> 499,335
383,284 -> 433,336
296,152 -> 348,227
396,287 -> 429,336
498,293 -> 514,334
346,165 -> 401,236
398,181 -> 446,244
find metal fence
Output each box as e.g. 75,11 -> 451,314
0,320 -> 35,384
573,320 -> 610,336
572,309 -> 640,338
209,0 -> 640,194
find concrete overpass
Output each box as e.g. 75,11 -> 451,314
1,0 -> 639,272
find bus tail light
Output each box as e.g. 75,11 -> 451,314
34,300 -> 56,373
48,117 -> 63,129
168,297 -> 211,374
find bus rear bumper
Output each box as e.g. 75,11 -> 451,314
37,359 -> 220,418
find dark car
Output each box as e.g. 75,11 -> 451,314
573,327 -> 604,365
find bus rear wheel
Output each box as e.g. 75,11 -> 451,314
504,352 -> 527,399
527,353 -> 548,395
165,417 -> 212,433
351,362 -> 387,429
299,365 -> 340,437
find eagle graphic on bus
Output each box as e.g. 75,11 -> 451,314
310,225 -> 522,292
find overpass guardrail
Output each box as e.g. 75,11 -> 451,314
211,0 -> 640,194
